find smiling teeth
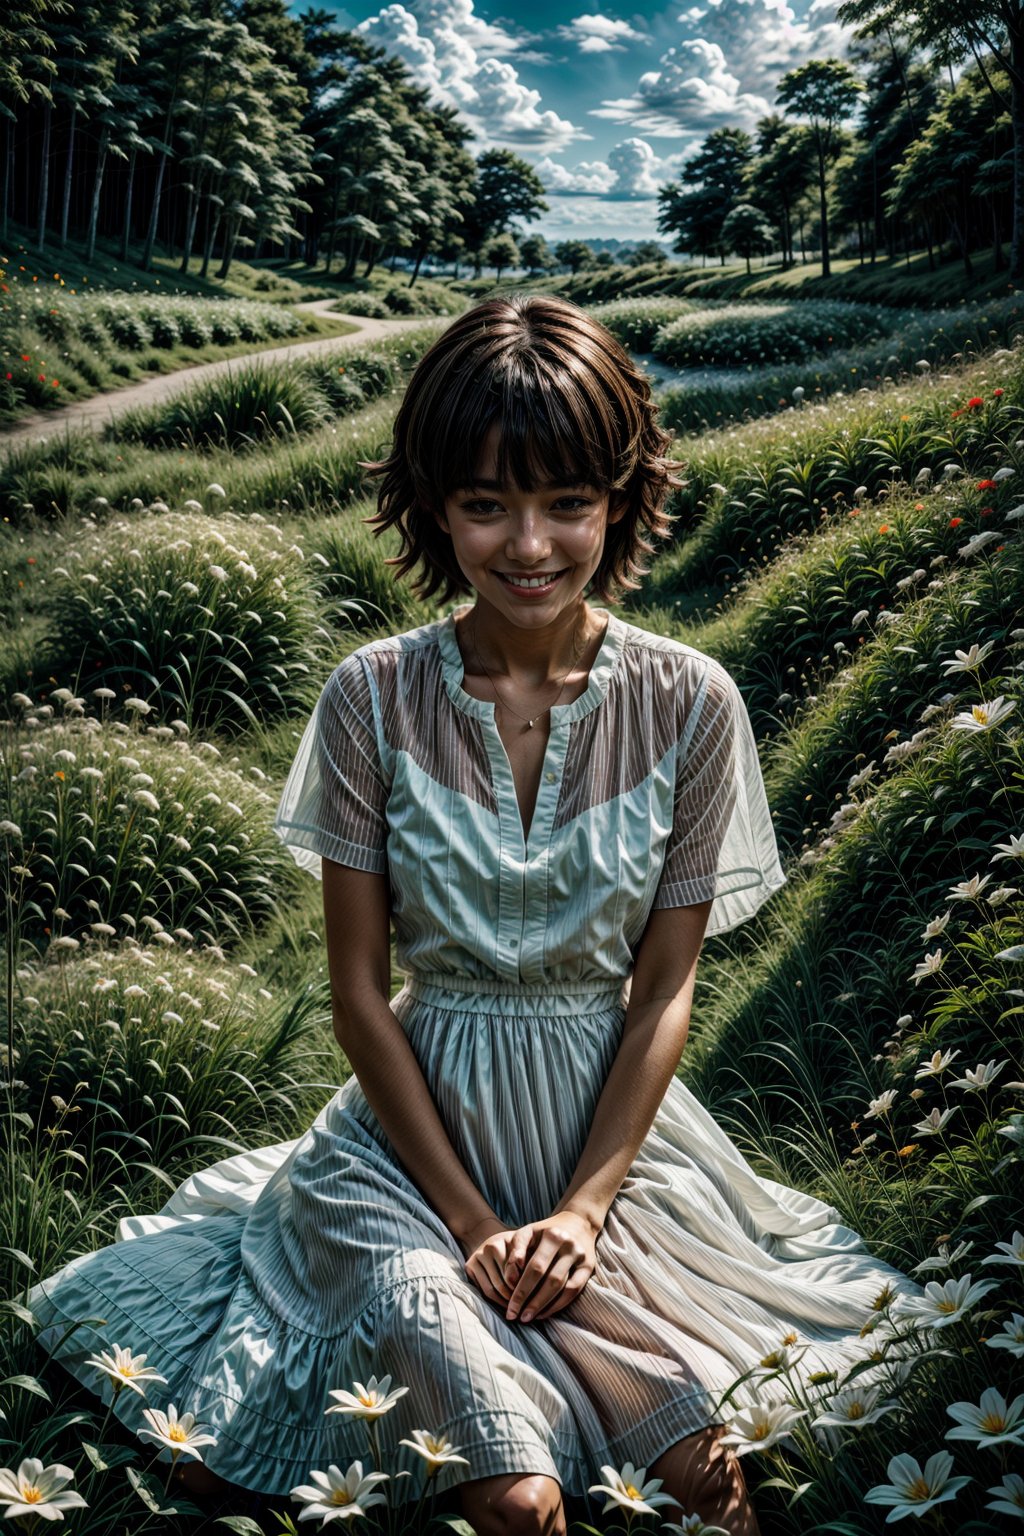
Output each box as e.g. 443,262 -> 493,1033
502,572 -> 563,588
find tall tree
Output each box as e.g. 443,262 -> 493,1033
463,148 -> 548,271
744,115 -> 816,268
657,127 -> 753,263
777,58 -> 865,276
837,0 -> 1024,275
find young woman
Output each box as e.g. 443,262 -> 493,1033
28,295 -> 921,1535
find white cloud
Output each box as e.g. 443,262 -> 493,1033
536,136 -> 687,198
557,14 -> 647,53
356,0 -> 588,151
592,0 -> 853,134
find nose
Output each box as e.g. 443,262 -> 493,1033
506,509 -> 552,567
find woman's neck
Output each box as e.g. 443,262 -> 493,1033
457,597 -> 603,689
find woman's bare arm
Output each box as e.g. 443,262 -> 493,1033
499,898 -> 714,1321
322,856 -> 503,1252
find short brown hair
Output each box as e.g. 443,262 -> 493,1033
359,293 -> 682,606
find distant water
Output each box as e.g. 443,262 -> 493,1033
634,353 -> 752,394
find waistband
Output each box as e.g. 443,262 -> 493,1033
400,970 -> 630,1017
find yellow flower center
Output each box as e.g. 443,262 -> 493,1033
168,1425 -> 188,1443
752,1419 -> 771,1440
360,1392 -> 379,1406
905,1477 -> 932,1501
847,1403 -> 864,1420
781,1331 -> 798,1346
624,1484 -> 642,1500
22,1488 -> 42,1504
935,1299 -> 958,1313
424,1437 -> 443,1454
331,1490 -> 353,1506
980,1413 -> 1006,1433
760,1352 -> 782,1368
973,706 -> 989,724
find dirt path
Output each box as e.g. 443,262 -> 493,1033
0,299 -> 443,450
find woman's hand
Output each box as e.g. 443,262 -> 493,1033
502,1212 -> 599,1324
458,1215 -> 516,1308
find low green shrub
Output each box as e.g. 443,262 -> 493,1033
43,507 -> 330,732
653,299 -> 893,368
2,708 -> 293,948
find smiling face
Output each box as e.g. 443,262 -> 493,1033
437,423 -> 626,630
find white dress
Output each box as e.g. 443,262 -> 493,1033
27,606 -> 923,1500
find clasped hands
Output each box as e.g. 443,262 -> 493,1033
459,1211 -> 599,1325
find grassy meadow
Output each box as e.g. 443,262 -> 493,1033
1,276 -> 1022,1535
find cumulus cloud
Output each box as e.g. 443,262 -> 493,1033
557,14 -> 648,54
592,0 -> 853,134
536,136 -> 686,198
356,0 -> 587,150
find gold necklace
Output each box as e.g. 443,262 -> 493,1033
468,609 -> 587,731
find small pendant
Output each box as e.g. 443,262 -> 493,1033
526,719 -> 535,729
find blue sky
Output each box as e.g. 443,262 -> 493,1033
313,0 -> 855,241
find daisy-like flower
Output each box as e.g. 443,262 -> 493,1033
397,1430 -> 470,1477
912,1106 -> 958,1136
661,1516 -> 732,1535
946,1386 -> 1024,1449
950,696 -> 1017,732
864,1451 -> 971,1520
812,1384 -> 897,1430
894,1273 -> 999,1328
988,885 -> 1018,907
137,1403 -> 217,1463
325,1374 -> 410,1420
986,1313 -> 1024,1356
940,641 -> 996,674
948,873 -> 993,902
915,1048 -> 960,1079
921,912 -> 950,939
913,1239 -> 974,1274
949,1060 -> 1007,1092
992,832 -> 1024,862
0,1458 -> 88,1521
865,1090 -> 898,1119
84,1344 -> 168,1400
847,761 -> 877,790
986,1472 -> 1024,1520
290,1460 -> 389,1524
911,949 -> 945,985
982,1230 -> 1024,1267
719,1398 -> 807,1456
587,1461 -> 681,1518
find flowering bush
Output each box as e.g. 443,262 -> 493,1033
652,300 -> 893,368
2,707 -> 291,946
42,508 -> 330,731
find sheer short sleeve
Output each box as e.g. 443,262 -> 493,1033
651,657 -> 787,936
272,651 -> 388,879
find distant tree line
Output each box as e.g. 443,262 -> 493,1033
3,0 -> 1010,285
657,19 -> 1015,279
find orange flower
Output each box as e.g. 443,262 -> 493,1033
897,1144 -> 918,1159
914,502 -> 924,510
949,517 -> 963,528
878,524 -> 890,533
849,507 -> 860,516
977,479 -> 997,490
54,770 -> 65,781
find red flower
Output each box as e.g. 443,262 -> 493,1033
976,479 -> 997,490
993,388 -> 1005,397
980,507 -> 993,517
949,517 -> 963,528
966,397 -> 984,409
951,409 -> 963,419
20,353 -> 29,361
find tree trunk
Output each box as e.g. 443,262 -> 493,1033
200,205 -> 222,278
37,100 -> 52,253
180,178 -> 202,273
85,130 -> 110,262
59,102 -> 79,248
816,145 -> 830,278
2,114 -> 13,242
121,147 -> 138,261
216,216 -> 236,279
408,247 -> 424,287
1010,31 -> 1024,279
142,149 -> 169,271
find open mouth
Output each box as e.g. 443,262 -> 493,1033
496,569 -> 569,592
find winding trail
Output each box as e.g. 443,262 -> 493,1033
0,299 -> 443,451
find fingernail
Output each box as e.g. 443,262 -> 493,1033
522,1310 -> 533,1322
